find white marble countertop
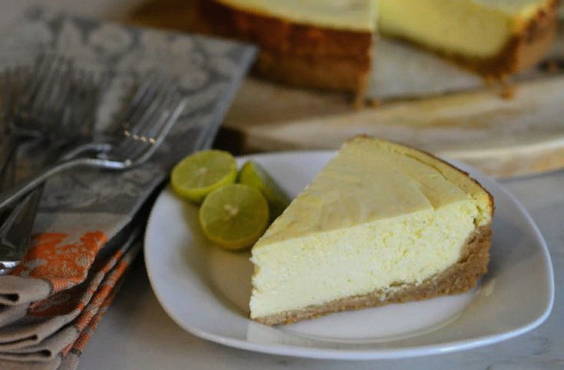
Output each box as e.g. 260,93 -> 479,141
1,1 -> 563,368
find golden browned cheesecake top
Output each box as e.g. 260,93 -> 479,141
255,136 -> 492,248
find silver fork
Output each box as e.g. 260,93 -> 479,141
1,55 -> 74,156
0,75 -> 186,209
0,56 -> 108,272
0,55 -> 100,181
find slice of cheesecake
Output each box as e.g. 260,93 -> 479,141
379,0 -> 559,77
250,137 -> 493,325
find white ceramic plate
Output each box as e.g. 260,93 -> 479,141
144,151 -> 554,360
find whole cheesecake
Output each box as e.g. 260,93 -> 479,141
130,0 -> 558,100
249,136 -> 494,325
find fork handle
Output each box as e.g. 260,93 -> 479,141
0,137 -> 42,273
0,186 -> 43,273
0,157 -> 101,209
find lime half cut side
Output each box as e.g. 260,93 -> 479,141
239,160 -> 290,220
199,184 -> 269,250
171,150 -> 237,204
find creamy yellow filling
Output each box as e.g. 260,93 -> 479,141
250,201 -> 479,318
378,0 -> 551,58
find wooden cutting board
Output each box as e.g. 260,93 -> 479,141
223,74 -> 564,178
220,22 -> 564,179
129,1 -> 564,178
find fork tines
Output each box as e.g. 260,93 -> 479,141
117,74 -> 186,166
1,53 -> 109,143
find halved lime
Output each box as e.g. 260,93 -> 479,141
199,184 -> 269,250
238,160 -> 290,220
171,150 -> 237,204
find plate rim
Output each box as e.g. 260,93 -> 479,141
144,150 -> 555,360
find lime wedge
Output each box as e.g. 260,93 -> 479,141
171,150 -> 237,204
199,184 -> 269,250
238,160 -> 290,220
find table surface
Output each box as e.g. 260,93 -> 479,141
2,1 -> 563,369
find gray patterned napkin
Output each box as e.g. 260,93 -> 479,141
0,7 -> 255,369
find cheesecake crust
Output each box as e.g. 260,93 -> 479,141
198,0 -> 374,57
253,225 -> 492,326
128,0 -> 370,95
254,48 -> 371,96
195,0 -> 373,94
503,0 -> 560,75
